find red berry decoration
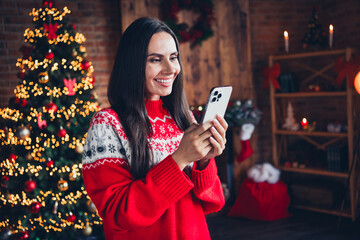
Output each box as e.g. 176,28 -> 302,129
70,24 -> 76,30
45,102 -> 58,113
30,202 -> 41,214
67,213 -> 76,222
20,99 -> 27,107
18,231 -> 29,239
46,159 -> 54,167
24,180 -> 36,192
14,98 -> 21,104
57,127 -> 67,138
1,175 -> 10,182
45,51 -> 54,60
9,153 -> 17,162
81,61 -> 90,70
43,0 -> 55,8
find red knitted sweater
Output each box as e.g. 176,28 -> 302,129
82,99 -> 225,240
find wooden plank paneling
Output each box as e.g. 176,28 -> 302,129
120,0 -> 253,105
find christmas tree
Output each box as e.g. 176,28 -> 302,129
301,6 -> 327,49
0,0 -> 103,239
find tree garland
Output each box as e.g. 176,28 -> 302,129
162,0 -> 215,47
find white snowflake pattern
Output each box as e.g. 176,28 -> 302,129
108,144 -> 116,153
160,126 -> 165,134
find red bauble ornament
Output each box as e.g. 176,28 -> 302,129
17,72 -> 25,79
9,153 -> 17,162
70,24 -> 76,30
67,214 -> 76,222
45,102 -> 58,113
81,61 -> 90,70
24,180 -> 36,192
30,202 -> 41,214
46,159 -> 54,167
45,51 -> 54,60
57,127 -> 67,138
89,77 -> 95,85
1,175 -> 9,187
20,99 -> 27,107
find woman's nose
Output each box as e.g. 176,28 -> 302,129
162,59 -> 176,74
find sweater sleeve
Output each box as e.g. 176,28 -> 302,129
191,159 -> 225,214
82,110 -> 194,231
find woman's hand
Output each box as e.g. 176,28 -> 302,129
172,114 -> 228,170
197,114 -> 228,169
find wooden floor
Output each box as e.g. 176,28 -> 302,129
206,208 -> 360,240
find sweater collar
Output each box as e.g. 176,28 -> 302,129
145,98 -> 167,117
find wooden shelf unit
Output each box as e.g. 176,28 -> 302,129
269,48 -> 360,221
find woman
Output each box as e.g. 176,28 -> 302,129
82,17 -> 227,240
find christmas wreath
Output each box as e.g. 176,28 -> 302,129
162,0 -> 215,47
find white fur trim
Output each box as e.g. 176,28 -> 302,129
247,163 -> 280,183
240,123 -> 255,140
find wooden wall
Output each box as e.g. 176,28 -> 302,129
120,0 -> 253,106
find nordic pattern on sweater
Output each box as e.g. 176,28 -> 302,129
82,108 -> 183,169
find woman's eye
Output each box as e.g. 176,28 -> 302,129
170,56 -> 178,61
149,58 -> 161,63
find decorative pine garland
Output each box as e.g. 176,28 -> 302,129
162,0 -> 215,47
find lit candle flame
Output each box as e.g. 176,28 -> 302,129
284,31 -> 289,39
329,24 -> 334,33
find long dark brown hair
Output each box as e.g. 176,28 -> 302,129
107,17 -> 192,179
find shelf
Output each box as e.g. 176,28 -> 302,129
280,166 -> 348,178
292,204 -> 352,218
275,129 -> 348,137
270,49 -> 348,61
274,91 -> 347,98
269,48 -> 359,220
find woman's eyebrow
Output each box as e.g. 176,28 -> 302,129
147,52 -> 178,57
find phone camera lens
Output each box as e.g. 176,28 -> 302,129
211,97 -> 217,102
213,91 -> 218,96
218,93 -> 222,98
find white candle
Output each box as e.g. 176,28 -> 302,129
284,31 -> 289,53
329,24 -> 334,48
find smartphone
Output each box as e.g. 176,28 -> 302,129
201,86 -> 233,124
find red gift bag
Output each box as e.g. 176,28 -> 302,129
227,178 -> 290,221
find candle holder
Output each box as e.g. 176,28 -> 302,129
300,118 -> 316,131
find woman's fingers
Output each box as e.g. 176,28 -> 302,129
210,126 -> 225,150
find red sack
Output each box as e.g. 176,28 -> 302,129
227,178 -> 290,221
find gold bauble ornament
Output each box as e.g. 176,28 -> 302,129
79,45 -> 86,52
69,172 -> 78,181
82,225 -> 92,236
16,126 -> 30,140
71,49 -> 78,57
25,152 -> 33,161
57,179 -> 68,191
38,72 -> 49,83
75,143 -> 84,154
87,199 -> 97,213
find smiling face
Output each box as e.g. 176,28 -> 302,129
145,32 -> 181,100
